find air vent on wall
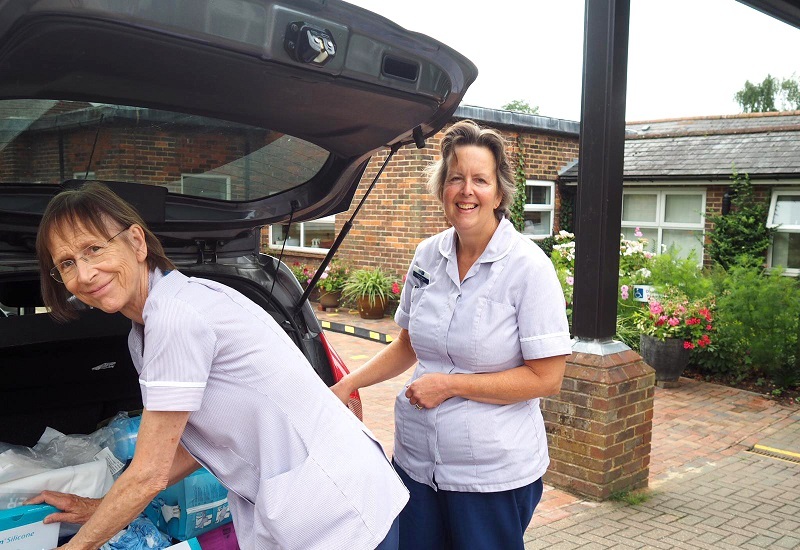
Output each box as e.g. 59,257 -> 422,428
382,55 -> 419,82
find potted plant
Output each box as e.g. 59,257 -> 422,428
634,287 -> 714,386
342,267 -> 393,319
315,260 -> 350,309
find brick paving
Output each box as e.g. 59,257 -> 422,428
318,308 -> 800,549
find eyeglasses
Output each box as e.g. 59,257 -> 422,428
50,226 -> 130,283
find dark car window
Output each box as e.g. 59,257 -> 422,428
0,99 -> 329,201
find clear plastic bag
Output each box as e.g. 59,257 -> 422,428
0,412 -> 139,508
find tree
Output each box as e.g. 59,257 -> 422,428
705,169 -> 775,270
501,99 -> 539,114
734,74 -> 800,113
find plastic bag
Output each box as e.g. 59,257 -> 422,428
0,429 -> 112,484
0,412 -> 140,508
107,413 -> 141,461
100,515 -> 172,550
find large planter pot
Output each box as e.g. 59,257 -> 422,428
639,334 -> 691,385
357,296 -> 386,319
318,290 -> 342,309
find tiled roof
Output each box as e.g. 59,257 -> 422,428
455,105 -> 580,137
559,111 -> 800,181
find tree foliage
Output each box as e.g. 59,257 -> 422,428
705,169 -> 775,270
734,74 -> 800,113
501,99 -> 539,114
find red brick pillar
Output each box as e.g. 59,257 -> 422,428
541,343 -> 655,500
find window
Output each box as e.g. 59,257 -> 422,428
269,215 -> 336,252
521,181 -> 554,239
181,174 -> 231,200
73,171 -> 96,180
767,190 -> 800,274
621,189 -> 705,262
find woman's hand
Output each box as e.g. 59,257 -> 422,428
405,373 -> 453,409
331,378 -> 353,406
24,491 -> 101,525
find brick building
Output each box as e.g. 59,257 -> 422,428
560,111 -> 800,273
274,105 -> 580,280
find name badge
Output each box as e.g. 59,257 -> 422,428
412,264 -> 431,285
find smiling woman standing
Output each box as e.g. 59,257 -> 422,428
28,182 -> 408,550
332,120 -> 572,550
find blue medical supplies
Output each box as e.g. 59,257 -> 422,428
144,468 -> 231,541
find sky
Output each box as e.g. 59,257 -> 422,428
344,0 -> 800,122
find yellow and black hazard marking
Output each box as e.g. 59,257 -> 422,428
747,444 -> 800,464
320,320 -> 394,344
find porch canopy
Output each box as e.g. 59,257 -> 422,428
573,0 -> 800,342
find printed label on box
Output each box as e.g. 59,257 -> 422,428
0,519 -> 59,549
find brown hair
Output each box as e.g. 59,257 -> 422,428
36,181 -> 175,321
426,119 -> 516,217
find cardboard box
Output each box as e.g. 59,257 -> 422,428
144,468 -> 231,540
0,504 -> 59,550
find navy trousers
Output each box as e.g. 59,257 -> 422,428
394,462 -> 543,550
374,515 -> 400,550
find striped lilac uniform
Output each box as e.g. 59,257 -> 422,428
128,269 -> 408,550
393,217 -> 572,492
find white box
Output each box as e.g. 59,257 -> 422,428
0,504 -> 60,550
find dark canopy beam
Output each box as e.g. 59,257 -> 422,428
736,0 -> 800,28
572,0 -> 631,340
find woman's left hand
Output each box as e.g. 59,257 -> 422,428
405,373 -> 454,409
24,491 -> 101,524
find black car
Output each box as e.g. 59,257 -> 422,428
0,0 -> 476,447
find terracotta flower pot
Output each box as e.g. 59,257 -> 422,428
357,296 -> 386,319
318,290 -> 341,309
639,334 -> 691,385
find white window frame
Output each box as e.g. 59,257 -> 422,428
268,214 -> 336,253
767,189 -> 800,276
521,180 -> 555,239
73,171 -> 96,180
180,173 -> 231,200
621,188 -> 706,263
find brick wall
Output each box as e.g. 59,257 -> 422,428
332,123 -> 579,279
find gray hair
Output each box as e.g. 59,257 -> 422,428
425,119 -> 516,217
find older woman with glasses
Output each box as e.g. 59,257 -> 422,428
28,182 -> 407,550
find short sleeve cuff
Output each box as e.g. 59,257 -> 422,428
140,381 -> 205,411
520,332 -> 572,360
394,306 -> 410,330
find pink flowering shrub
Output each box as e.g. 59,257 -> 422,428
316,259 -> 350,293
635,287 -> 714,349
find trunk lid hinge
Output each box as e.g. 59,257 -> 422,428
195,239 -> 219,264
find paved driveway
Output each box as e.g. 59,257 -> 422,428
322,314 -> 800,549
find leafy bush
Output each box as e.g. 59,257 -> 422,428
535,236 -> 556,258
647,250 -> 713,302
315,259 -> 350,294
289,261 -> 313,286
705,170 -> 775,270
707,263 -> 800,387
